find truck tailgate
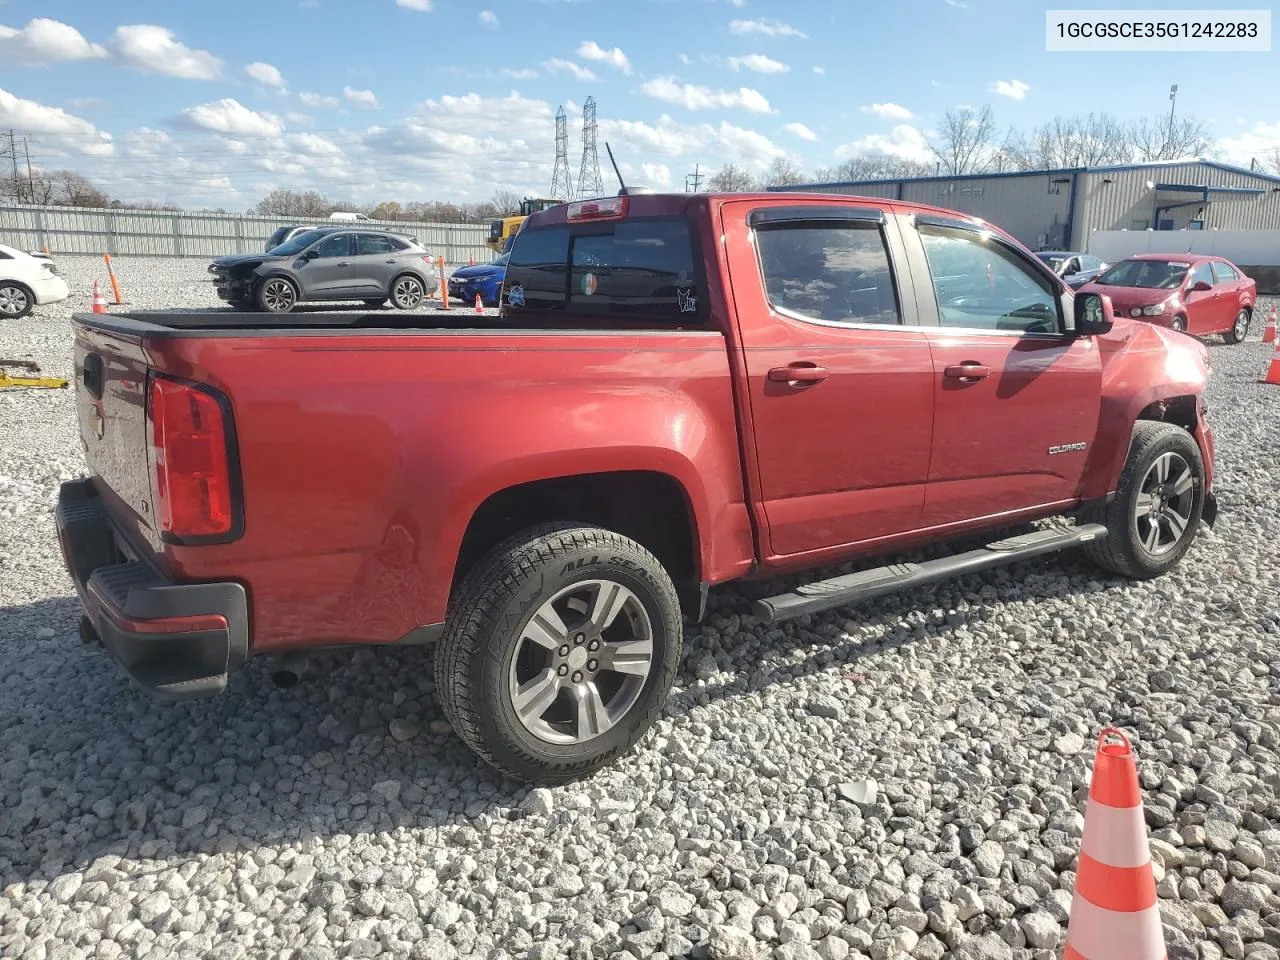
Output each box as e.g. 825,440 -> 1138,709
74,321 -> 155,533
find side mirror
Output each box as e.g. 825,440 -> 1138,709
1190,280 -> 1212,292
302,249 -> 320,261
1075,292 -> 1114,336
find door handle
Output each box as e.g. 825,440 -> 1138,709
385,259 -> 397,264
944,363 -> 991,381
768,363 -> 828,385
337,262 -> 351,267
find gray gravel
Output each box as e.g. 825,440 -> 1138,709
2,256 -> 1280,960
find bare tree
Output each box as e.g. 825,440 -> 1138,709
928,106 -> 997,175
761,157 -> 807,188
252,188 -> 335,218
814,154 -> 932,183
1268,148 -> 1280,175
370,201 -> 403,221
490,189 -> 524,216
49,170 -> 109,207
1025,113 -> 1132,168
1128,115 -> 1214,162
708,163 -> 758,193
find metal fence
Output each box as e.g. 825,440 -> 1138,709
0,205 -> 494,264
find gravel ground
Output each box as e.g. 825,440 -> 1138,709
2,256 -> 1279,960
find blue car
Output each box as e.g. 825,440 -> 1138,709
447,253 -> 507,307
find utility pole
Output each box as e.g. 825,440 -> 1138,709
685,164 -> 702,193
22,136 -> 35,205
7,130 -> 20,204
1167,84 -> 1178,155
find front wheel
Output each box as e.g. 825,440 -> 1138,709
390,275 -> 426,310
1080,420 -> 1205,579
1223,308 -> 1251,344
256,277 -> 297,313
1170,315 -> 1188,334
0,282 -> 33,319
435,525 -> 682,782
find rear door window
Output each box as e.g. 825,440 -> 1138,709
504,217 -> 702,325
754,224 -> 901,326
1211,261 -> 1238,284
356,234 -> 402,255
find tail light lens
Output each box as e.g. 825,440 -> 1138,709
147,377 -> 237,540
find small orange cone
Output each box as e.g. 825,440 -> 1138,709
1263,304 -> 1276,344
474,293 -> 484,314
91,280 -> 108,314
469,256 -> 476,266
1263,336 -> 1280,386
1064,729 -> 1164,960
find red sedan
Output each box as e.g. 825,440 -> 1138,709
1079,253 -> 1256,343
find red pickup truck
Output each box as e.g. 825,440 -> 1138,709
58,192 -> 1217,782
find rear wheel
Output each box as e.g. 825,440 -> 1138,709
1223,308 -> 1250,344
391,275 -> 426,310
256,277 -> 297,313
0,282 -> 33,319
1080,420 -> 1205,579
435,524 -> 682,782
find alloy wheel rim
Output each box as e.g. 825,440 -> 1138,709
507,579 -> 654,745
395,278 -> 423,307
1235,311 -> 1248,339
1133,451 -> 1195,556
263,280 -> 294,311
0,286 -> 27,315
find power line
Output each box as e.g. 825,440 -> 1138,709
575,97 -> 603,200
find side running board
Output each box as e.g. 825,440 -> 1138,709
753,524 -> 1108,624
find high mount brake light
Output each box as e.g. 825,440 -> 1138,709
148,377 -> 236,540
567,197 -> 627,222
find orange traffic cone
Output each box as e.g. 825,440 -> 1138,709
1263,304 -> 1276,344
1263,337 -> 1280,385
469,256 -> 476,266
91,280 -> 108,314
474,293 -> 484,314
1064,729 -> 1164,960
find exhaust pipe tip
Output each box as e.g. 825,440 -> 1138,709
272,653 -> 308,688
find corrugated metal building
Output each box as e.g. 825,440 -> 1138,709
770,159 -> 1280,252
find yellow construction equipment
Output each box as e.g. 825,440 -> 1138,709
0,359 -> 69,390
486,197 -> 564,254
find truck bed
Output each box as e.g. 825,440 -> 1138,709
78,309 -> 511,333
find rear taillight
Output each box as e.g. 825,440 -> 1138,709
567,196 -> 627,222
147,377 -> 237,540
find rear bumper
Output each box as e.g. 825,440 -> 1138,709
56,478 -> 249,700
33,274 -> 69,305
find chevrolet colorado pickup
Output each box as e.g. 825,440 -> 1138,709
58,192 -> 1217,782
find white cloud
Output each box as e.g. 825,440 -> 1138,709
577,41 -> 632,74
728,54 -> 789,74
837,124 -> 932,162
990,79 -> 1030,100
0,17 -> 107,63
783,122 -> 818,141
395,0 -> 433,9
0,87 -> 113,155
501,68 -> 538,80
123,127 -> 171,156
300,91 -> 340,109
862,102 -> 913,120
112,25 -> 222,79
246,62 -> 287,91
729,18 -> 807,38
544,59 -> 597,81
602,114 -> 786,169
813,66 -> 825,75
678,53 -> 692,65
639,162 -> 673,188
480,10 -> 499,28
181,98 -> 284,137
642,77 -> 774,114
343,86 -> 379,108
1217,122 -> 1280,166
290,132 -> 342,156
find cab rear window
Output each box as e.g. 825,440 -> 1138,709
502,217 -> 703,326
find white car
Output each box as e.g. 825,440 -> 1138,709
0,242 -> 69,318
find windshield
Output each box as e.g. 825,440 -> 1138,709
492,252 -> 510,267
1096,259 -> 1189,290
268,229 -> 325,256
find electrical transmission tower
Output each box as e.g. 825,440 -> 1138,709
575,97 -> 604,200
549,106 -> 572,201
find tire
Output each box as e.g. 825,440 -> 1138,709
1080,420 -> 1206,580
390,274 -> 426,310
363,298 -> 388,308
0,282 -> 33,319
436,524 -> 682,783
256,277 -> 298,313
1223,307 -> 1251,344
1170,314 -> 1188,334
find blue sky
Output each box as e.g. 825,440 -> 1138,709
2,0 -> 1277,208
